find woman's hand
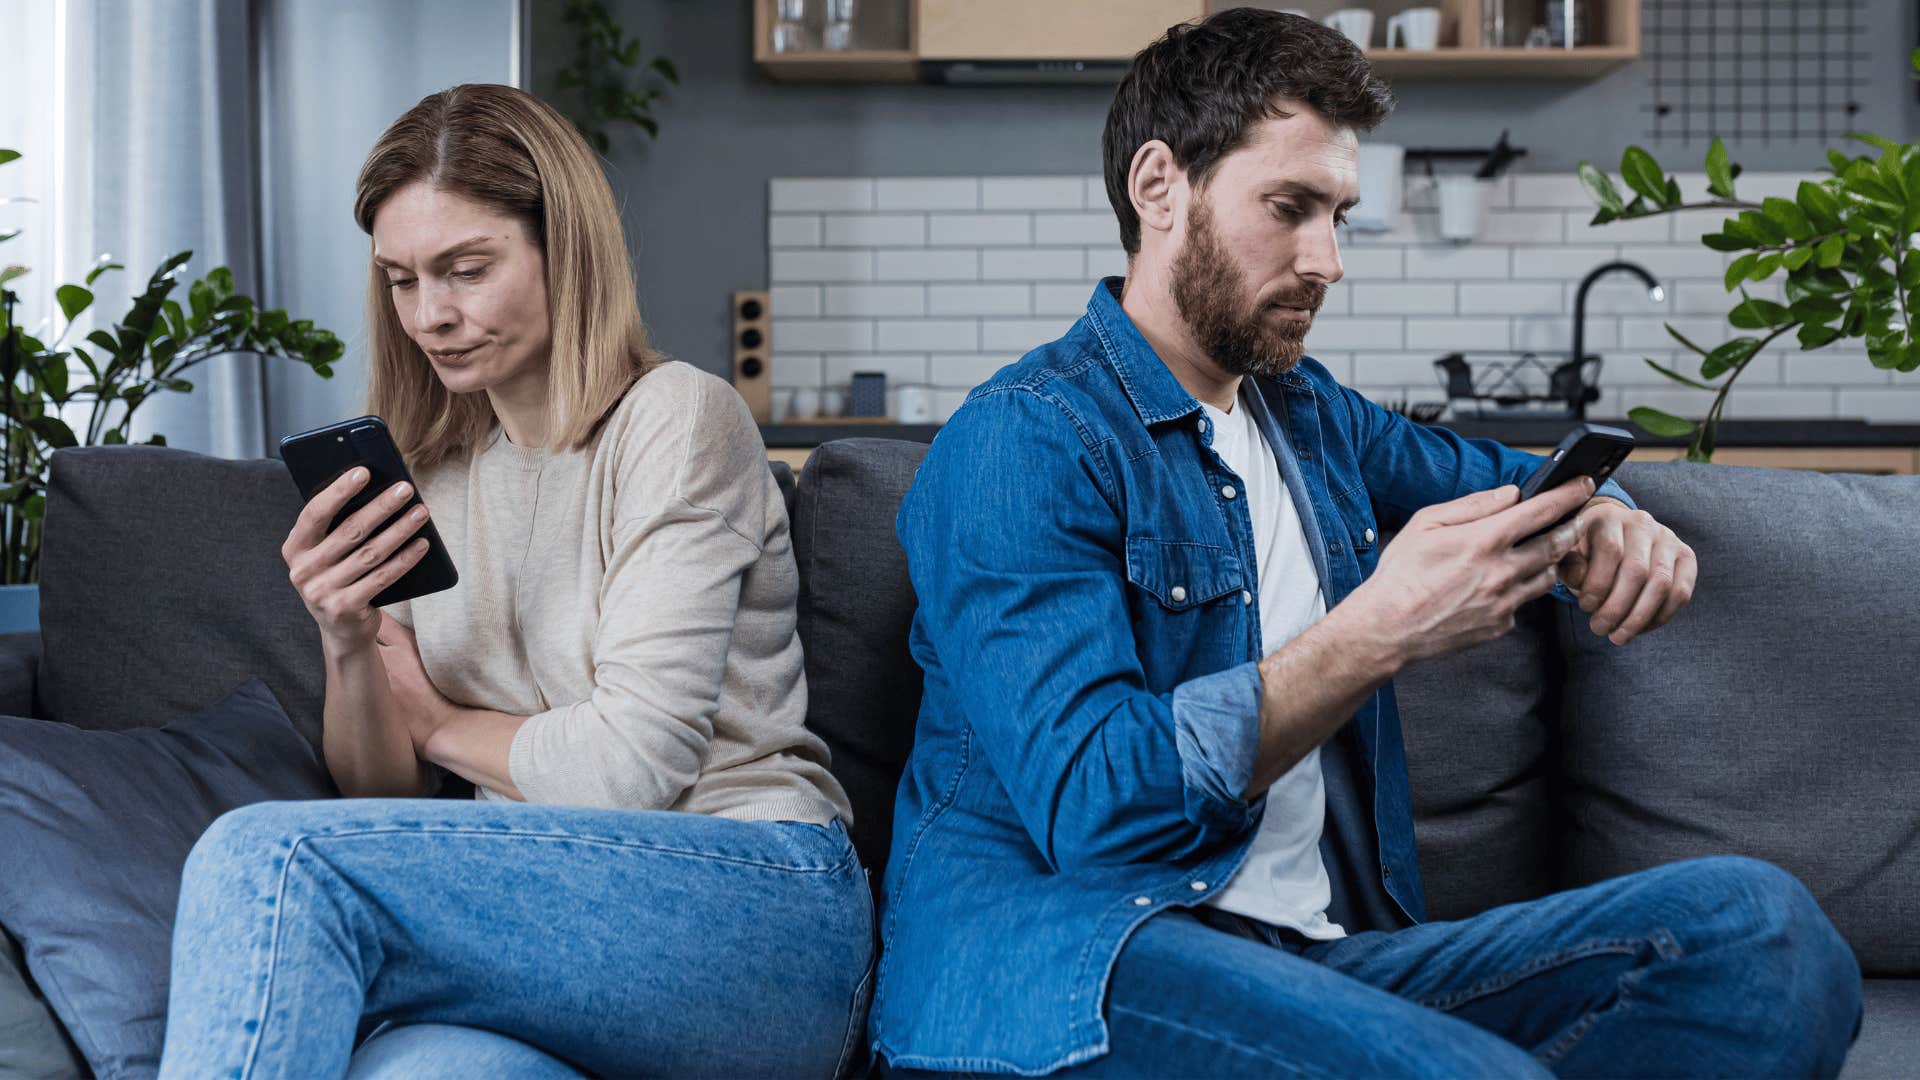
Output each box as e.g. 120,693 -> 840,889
282,467 -> 434,652
375,612 -> 456,756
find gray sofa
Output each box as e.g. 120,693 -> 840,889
0,439 -> 1915,1076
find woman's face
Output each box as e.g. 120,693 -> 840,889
371,182 -> 552,400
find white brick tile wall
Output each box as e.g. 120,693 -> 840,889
824,214 -> 926,248
824,353 -> 929,386
1034,212 -> 1120,246
1404,246 -> 1510,280
929,213 -> 1031,247
876,249 -> 978,282
770,179 -> 873,212
771,250 -> 872,283
929,283 -> 1031,316
982,248 -> 1085,281
876,178 -> 979,211
982,176 -> 1086,210
767,174 -> 1919,422
777,319 -> 873,352
878,319 -> 979,353
769,285 -> 821,318
768,214 -> 821,248
824,284 -> 925,318
1353,282 -> 1455,315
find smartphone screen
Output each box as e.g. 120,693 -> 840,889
1516,423 -> 1635,543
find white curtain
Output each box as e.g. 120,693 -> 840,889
14,0 -> 524,461
81,0 -> 267,458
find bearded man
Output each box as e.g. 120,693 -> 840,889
868,8 -> 1860,1079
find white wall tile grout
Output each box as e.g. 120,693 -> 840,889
768,174 -> 1919,424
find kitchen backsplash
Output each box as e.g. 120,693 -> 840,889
765,173 -> 1920,425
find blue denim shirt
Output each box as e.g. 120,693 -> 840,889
873,278 -> 1634,1075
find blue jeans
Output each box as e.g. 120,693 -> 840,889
888,855 -> 1862,1078
157,799 -> 875,1079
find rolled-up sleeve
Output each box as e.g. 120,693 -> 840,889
899,387 -> 1258,871
1333,383 -> 1635,607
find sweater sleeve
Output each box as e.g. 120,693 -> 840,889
503,371 -> 768,809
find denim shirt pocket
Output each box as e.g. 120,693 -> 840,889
1332,483 -> 1380,562
1124,537 -> 1246,611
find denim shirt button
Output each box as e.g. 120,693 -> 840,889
1382,863 -> 1392,879
1133,896 -> 1152,906
1296,445 -> 1312,460
1190,880 -> 1208,891
1240,590 -> 1252,605
1364,528 -> 1376,543
1170,585 -> 1187,603
1220,485 -> 1237,500
1330,542 -> 1344,554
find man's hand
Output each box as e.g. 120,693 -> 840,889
1556,496 -> 1696,646
374,612 -> 457,756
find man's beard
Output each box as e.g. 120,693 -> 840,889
1170,197 -> 1325,378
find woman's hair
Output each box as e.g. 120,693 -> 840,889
353,83 -> 659,470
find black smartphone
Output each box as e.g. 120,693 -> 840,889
277,415 -> 458,607
1515,423 -> 1636,543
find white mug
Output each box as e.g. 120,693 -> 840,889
1437,175 -> 1492,243
897,385 -> 934,424
1323,8 -> 1374,47
788,386 -> 821,420
1386,7 -> 1442,50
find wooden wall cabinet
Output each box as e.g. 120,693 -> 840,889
756,0 -> 1641,82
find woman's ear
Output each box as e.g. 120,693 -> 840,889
1128,140 -> 1182,246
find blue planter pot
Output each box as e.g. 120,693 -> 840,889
0,584 -> 39,633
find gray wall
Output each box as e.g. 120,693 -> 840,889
533,0 -> 1920,378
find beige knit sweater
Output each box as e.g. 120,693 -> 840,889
387,360 -> 850,825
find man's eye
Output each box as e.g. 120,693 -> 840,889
1271,203 -> 1303,219
387,279 -> 415,291
453,268 -> 484,281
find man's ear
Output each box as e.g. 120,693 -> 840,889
1128,140 -> 1182,246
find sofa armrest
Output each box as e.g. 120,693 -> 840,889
0,632 -> 42,718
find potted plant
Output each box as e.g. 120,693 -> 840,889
1577,49 -> 1920,463
0,147 -> 343,631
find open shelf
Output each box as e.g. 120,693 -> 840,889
1365,45 -> 1638,80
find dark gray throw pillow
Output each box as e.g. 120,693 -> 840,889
0,677 -> 337,1078
0,926 -> 83,1079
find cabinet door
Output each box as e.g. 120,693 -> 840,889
916,0 -> 1205,60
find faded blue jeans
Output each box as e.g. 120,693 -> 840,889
888,855 -> 1863,1078
156,799 -> 875,1079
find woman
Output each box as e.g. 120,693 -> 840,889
156,84 -> 871,1079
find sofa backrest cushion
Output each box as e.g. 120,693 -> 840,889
792,439 -> 928,884
38,446 -> 327,746
1555,460 -> 1920,975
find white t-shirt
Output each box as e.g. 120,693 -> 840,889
1197,386 -> 1346,940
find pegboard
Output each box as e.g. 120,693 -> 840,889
1642,0 -> 1869,143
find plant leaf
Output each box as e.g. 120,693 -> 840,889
1577,161 -> 1626,213
0,149 -> 20,166
1629,407 -> 1698,437
1796,181 -> 1843,233
1724,252 -> 1758,291
1797,323 -> 1844,349
1620,147 -> 1669,205
1701,230 -> 1752,252
84,261 -> 125,287
56,284 -> 93,321
1705,137 -> 1735,198
1727,295 -> 1792,329
1849,132 -> 1899,151
1701,336 -> 1762,378
1762,196 -> 1813,241
1748,251 -> 1783,282
1781,246 -> 1813,272
1644,358 -> 1718,391
1815,234 -> 1846,268
1666,322 -> 1712,355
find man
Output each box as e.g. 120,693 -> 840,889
870,8 -> 1863,1078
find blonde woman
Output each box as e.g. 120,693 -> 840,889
155,84 -> 871,1079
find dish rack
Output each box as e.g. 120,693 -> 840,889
1431,351 -> 1603,421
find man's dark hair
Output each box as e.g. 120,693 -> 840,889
1102,7 -> 1395,255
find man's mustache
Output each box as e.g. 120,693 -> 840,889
1265,283 -> 1327,312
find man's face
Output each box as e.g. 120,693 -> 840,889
1169,106 -> 1357,377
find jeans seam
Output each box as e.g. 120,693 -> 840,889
264,824 -> 849,874
1411,935 -> 1659,1012
238,833 -> 317,1079
1533,963 -> 1648,1069
1107,1003 -> 1320,1079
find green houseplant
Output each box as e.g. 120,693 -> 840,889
0,147 -> 344,591
1578,48 -> 1920,462
549,0 -> 679,153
